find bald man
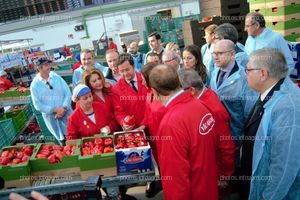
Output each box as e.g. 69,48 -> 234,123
210,40 -> 258,168
149,64 -> 233,200
129,41 -> 145,72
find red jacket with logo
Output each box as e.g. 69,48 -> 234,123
199,87 -> 236,177
158,91 -> 222,200
66,102 -> 118,139
112,73 -> 148,128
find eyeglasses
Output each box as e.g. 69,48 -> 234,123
163,58 -> 176,63
211,49 -> 233,56
245,23 -> 256,28
244,68 -> 261,73
46,81 -> 53,90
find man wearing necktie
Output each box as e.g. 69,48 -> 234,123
112,53 -> 148,131
243,48 -> 300,200
210,40 -> 258,196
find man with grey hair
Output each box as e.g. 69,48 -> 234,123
244,12 -> 294,71
179,68 -> 236,181
214,23 -> 249,68
162,50 -> 181,71
210,39 -> 258,166
242,48 -> 300,199
149,64 -> 234,200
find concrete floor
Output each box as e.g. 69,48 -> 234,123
127,185 -> 164,200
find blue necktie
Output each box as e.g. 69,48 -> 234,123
217,70 -> 226,88
130,80 -> 138,92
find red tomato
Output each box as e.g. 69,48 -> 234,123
123,115 -> 136,126
16,152 -> 24,159
12,158 -> 21,164
103,147 -> 114,153
137,140 -> 148,147
48,154 -> 57,164
94,138 -> 103,145
36,154 -> 48,159
104,138 -> 113,147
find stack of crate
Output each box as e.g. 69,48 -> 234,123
249,0 -> 300,42
0,0 -> 25,23
199,0 -> 250,45
143,14 -> 201,49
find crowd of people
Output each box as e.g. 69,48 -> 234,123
11,12 -> 300,200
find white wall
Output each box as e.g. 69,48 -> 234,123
181,1 -> 200,16
0,0 -> 200,52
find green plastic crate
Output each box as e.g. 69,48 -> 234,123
0,129 -> 9,149
0,144 -> 36,181
62,75 -> 72,84
252,4 -> 300,16
57,63 -> 71,71
30,141 -> 80,173
78,135 -> 116,171
160,19 -> 175,32
0,118 -> 17,145
285,33 -> 300,41
266,19 -> 300,30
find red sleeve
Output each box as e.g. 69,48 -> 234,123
112,88 -> 127,126
216,118 -> 236,178
66,115 -> 79,140
4,79 -> 14,89
158,124 -> 190,200
107,117 -> 120,133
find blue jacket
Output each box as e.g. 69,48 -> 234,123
245,28 -> 295,71
210,63 -> 258,147
30,71 -> 72,141
72,63 -> 108,89
131,52 -> 145,72
249,78 -> 300,200
201,43 -> 215,84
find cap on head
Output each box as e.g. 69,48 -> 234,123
72,84 -> 91,102
35,58 -> 52,66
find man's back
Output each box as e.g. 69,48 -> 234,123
158,91 -> 219,200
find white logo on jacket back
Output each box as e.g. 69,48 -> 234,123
199,113 -> 215,135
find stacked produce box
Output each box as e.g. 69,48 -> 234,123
249,0 -> 300,42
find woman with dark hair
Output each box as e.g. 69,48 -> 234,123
82,69 -> 119,133
183,45 -> 208,83
140,62 -> 164,198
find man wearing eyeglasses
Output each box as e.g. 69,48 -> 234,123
244,12 -> 294,71
30,58 -> 72,145
162,50 -> 181,71
210,40 -> 258,168
242,48 -> 300,200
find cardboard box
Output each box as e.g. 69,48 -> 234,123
30,140 -> 80,174
114,130 -> 152,176
0,144 -> 36,189
266,19 -> 300,30
249,0 -> 297,9
78,135 -> 117,179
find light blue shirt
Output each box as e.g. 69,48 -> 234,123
30,71 -> 72,141
245,28 -> 295,71
72,63 -> 108,89
249,78 -> 300,200
201,43 -> 215,84
131,52 -> 145,72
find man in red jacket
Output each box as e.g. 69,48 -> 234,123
0,70 -> 14,91
149,65 -> 235,200
108,38 -> 118,52
179,69 -> 236,197
112,53 -> 148,130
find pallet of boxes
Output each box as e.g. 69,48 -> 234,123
0,131 -> 152,190
249,0 -> 300,42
